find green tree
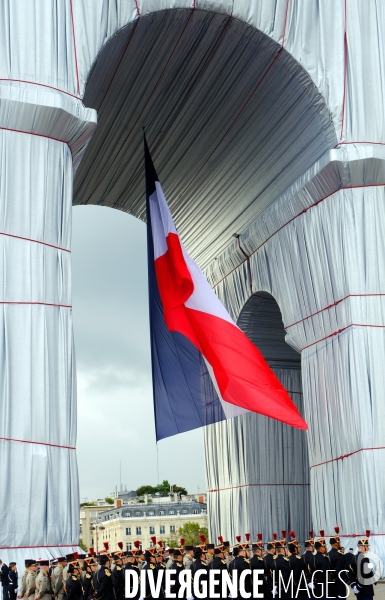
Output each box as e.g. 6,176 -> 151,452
165,522 -> 208,548
79,538 -> 88,551
80,501 -> 95,507
104,497 -> 114,505
136,485 -> 156,496
172,485 -> 188,496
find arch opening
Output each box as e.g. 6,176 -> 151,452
75,8 -> 336,270
204,291 -> 310,542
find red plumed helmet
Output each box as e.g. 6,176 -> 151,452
150,536 -> 157,545
199,534 -> 206,544
289,531 -> 296,539
118,541 -> 123,550
334,526 -> 340,535
74,552 -> 79,560
272,533 -> 277,540
218,535 -> 224,544
158,540 -> 164,548
309,531 -> 314,538
180,538 -> 185,547
257,533 -> 263,542
89,547 -> 95,556
366,530 -> 371,538
103,542 -> 109,551
319,530 -> 325,537
236,535 -> 241,543
281,530 -> 286,539
245,533 -> 250,542
133,540 -> 141,549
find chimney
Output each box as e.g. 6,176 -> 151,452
198,495 -> 204,503
115,498 -> 122,508
144,494 -> 148,504
174,493 -> 178,503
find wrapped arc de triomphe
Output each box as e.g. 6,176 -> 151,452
0,1 -> 384,564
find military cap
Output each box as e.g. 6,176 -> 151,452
84,557 -> 97,566
25,559 -> 35,567
214,548 -> 224,555
126,551 -> 136,558
57,557 -> 66,563
68,564 -> 79,574
288,531 -> 299,552
314,531 -> 327,549
9,562 -> 16,567
206,543 -> 215,550
77,554 -> 86,560
98,555 -> 110,565
329,526 -> 341,545
358,531 -> 370,546
144,549 -> 156,559
193,548 -> 203,559
232,547 -> 240,557
184,545 -> 194,551
252,534 -> 264,550
267,533 -> 277,550
39,560 -> 49,566
223,541 -> 230,547
172,548 -> 183,556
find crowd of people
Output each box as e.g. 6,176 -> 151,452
0,529 -> 376,600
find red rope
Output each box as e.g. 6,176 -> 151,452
0,79 -> 82,100
0,302 -> 71,308
282,0 -> 290,47
286,294 -> 385,329
208,482 -> 310,493
213,182 -> 385,289
69,0 -> 81,96
339,0 -> 347,141
0,436 -> 75,450
134,0 -> 141,18
302,323 -> 385,351
0,231 -> 70,253
0,126 -> 71,151
310,446 -> 385,469
0,543 -> 78,550
335,141 -> 385,148
237,237 -> 253,294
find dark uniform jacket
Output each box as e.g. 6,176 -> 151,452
231,556 -> 252,598
263,553 -> 275,595
66,575 -> 82,600
328,548 -> 347,598
313,552 -> 332,599
124,563 -> 140,600
303,551 -> 315,582
272,554 -> 292,600
250,554 -> 267,598
190,559 -> 207,600
92,566 -> 114,600
81,571 -> 94,600
111,565 -> 125,600
349,552 -> 376,599
289,554 -> 308,598
207,557 -> 228,600
141,562 -> 159,600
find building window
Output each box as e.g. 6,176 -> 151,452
126,528 -> 131,536
135,511 -> 141,517
170,526 -> 175,533
160,526 -> 165,535
192,510 -> 198,514
126,543 -> 132,551
159,510 -> 165,516
169,510 -> 175,515
149,526 -> 155,535
136,527 -> 142,535
148,510 -> 155,516
181,510 -> 188,514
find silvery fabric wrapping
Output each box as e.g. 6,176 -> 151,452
1,0 -> 385,565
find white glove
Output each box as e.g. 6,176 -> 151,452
228,595 -> 233,598
272,585 -> 278,597
352,586 -> 360,595
307,582 -> 315,590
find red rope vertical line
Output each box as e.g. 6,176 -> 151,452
340,0 -> 348,141
134,0 -> 141,18
282,0 -> 290,47
69,0 -> 81,96
237,237 -> 253,295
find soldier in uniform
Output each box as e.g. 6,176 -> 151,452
250,535 -> 267,599
287,532 -> 307,598
25,561 -> 37,600
264,534 -> 277,599
328,526 -> 347,598
66,563 -> 82,600
51,557 -> 67,600
312,532 -> 332,600
35,560 -> 52,600
349,532 -> 375,600
206,545 -> 228,599
8,562 -> 18,600
232,538 -> 252,599
190,547 -> 207,600
141,549 -> 159,600
111,552 -> 124,600
124,550 -> 140,600
77,556 -> 87,582
81,557 -> 98,600
302,532 -> 315,583
18,559 -> 34,599
183,542 -> 194,570
93,555 -> 113,600
164,549 -> 173,570
205,544 -> 215,564
272,533 -> 291,600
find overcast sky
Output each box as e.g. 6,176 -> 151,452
72,206 -> 206,502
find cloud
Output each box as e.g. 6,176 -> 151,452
72,206 -> 206,501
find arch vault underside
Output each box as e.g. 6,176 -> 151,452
0,0 -> 385,563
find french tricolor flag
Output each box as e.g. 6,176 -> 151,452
145,138 -> 307,440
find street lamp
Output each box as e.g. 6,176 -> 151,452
90,519 -> 105,552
